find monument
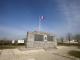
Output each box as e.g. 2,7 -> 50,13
26,31 -> 57,49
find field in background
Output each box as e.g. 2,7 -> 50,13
0,39 -> 25,49
58,42 -> 80,46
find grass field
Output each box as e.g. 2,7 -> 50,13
0,44 -> 25,49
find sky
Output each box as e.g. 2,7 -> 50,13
0,0 -> 80,39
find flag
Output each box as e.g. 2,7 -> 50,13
40,16 -> 44,20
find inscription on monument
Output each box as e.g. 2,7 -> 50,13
34,34 -> 44,41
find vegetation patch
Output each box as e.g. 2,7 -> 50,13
58,43 -> 80,46
68,50 -> 80,58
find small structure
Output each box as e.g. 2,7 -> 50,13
26,31 -> 57,48
12,40 -> 15,44
17,40 -> 24,44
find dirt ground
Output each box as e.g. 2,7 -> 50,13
0,46 -> 80,60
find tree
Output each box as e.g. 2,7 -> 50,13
74,34 -> 80,44
67,33 -> 72,44
60,37 -> 64,43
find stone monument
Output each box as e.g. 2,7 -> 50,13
26,31 -> 57,49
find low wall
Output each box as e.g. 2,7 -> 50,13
27,41 -> 57,48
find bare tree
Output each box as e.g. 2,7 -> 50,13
74,34 -> 80,44
66,33 -> 72,44
60,37 -> 64,43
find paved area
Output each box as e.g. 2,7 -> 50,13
0,46 -> 80,60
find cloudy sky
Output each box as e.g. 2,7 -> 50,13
0,0 -> 80,39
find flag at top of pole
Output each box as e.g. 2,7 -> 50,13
40,16 -> 44,20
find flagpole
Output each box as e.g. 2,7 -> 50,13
38,16 -> 44,31
39,16 -> 41,31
